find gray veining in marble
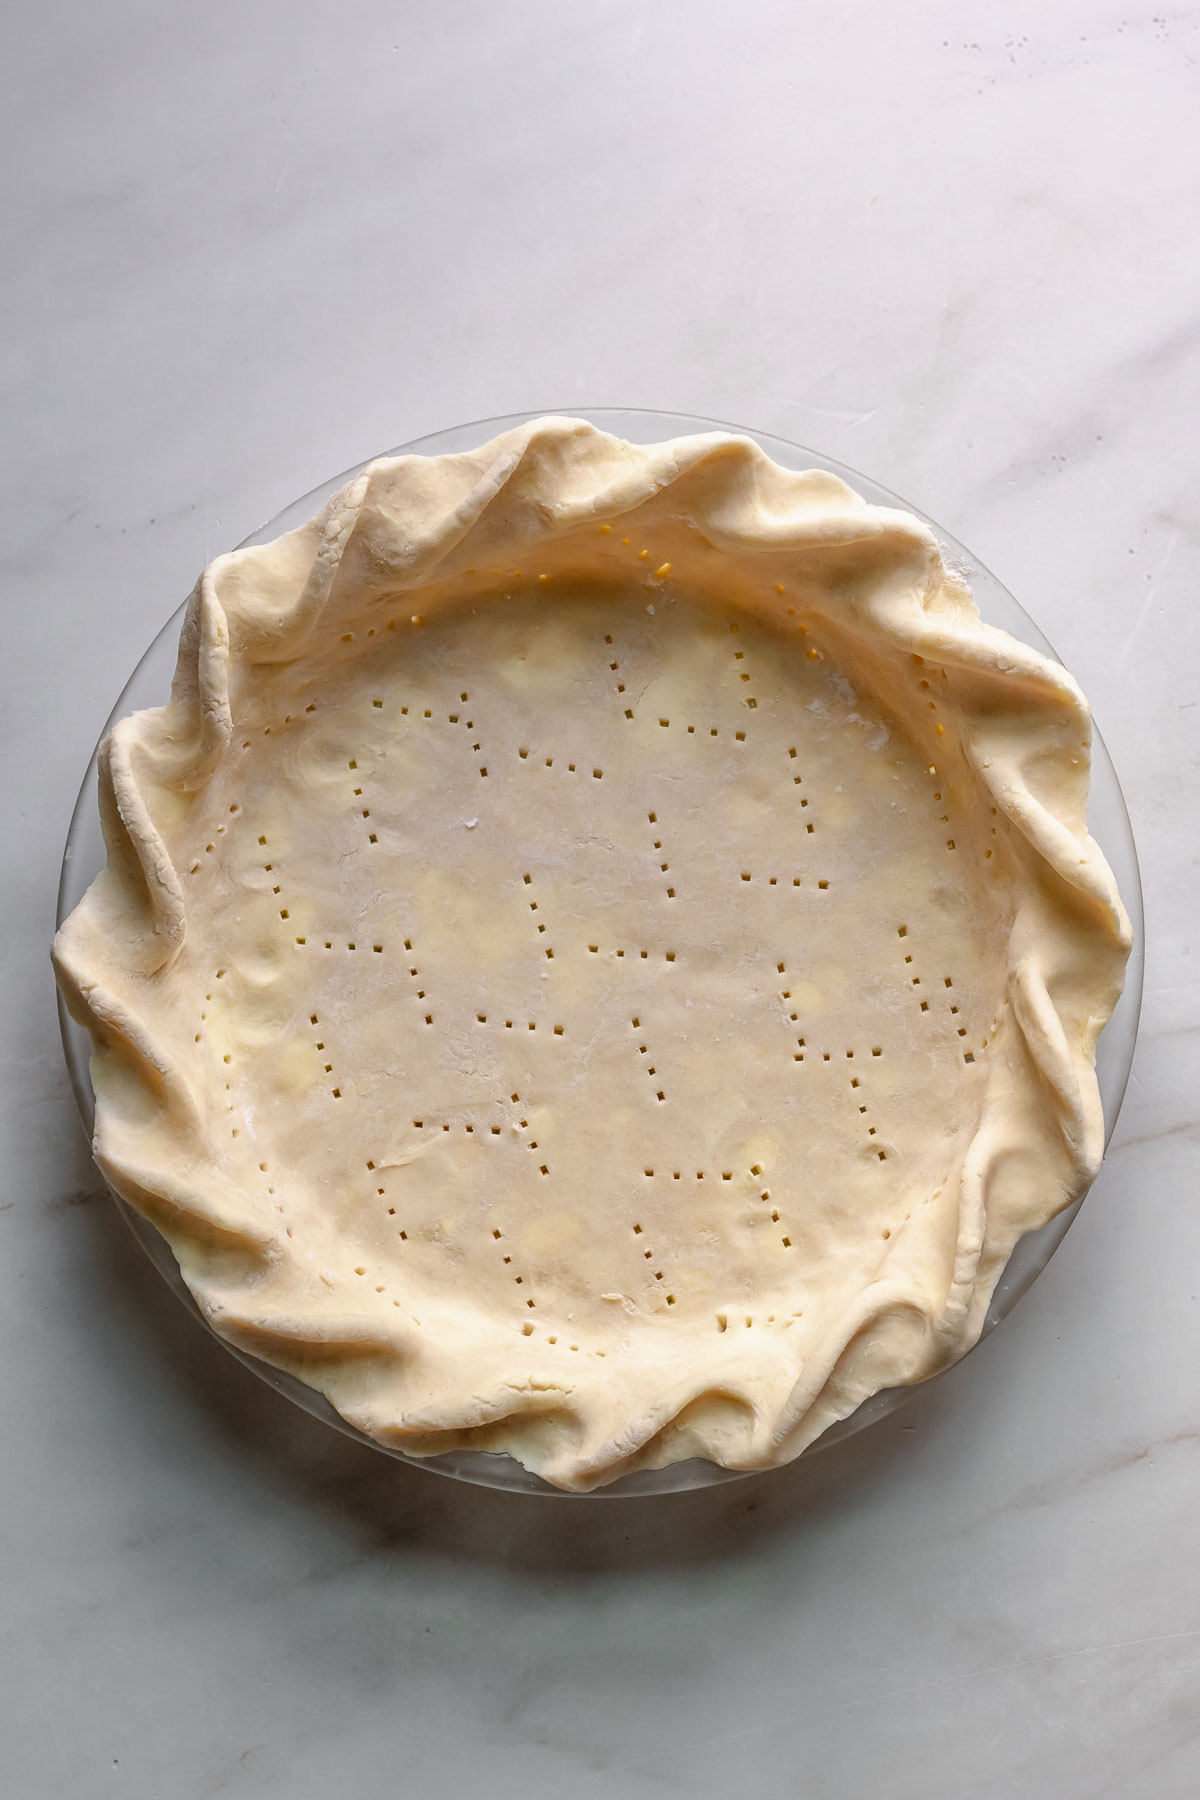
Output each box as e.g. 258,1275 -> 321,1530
2,4 -> 1198,1796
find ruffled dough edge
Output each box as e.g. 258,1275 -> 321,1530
53,418 -> 1132,1490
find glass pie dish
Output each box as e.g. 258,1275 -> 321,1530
55,408 -> 1144,1496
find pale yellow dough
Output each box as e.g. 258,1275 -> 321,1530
54,419 -> 1131,1490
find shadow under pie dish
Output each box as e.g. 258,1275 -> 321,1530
53,415 -> 1134,1493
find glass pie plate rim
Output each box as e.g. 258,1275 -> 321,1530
55,406 -> 1145,1499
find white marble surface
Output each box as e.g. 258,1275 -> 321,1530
3,3 -> 1198,1795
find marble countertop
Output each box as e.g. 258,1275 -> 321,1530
4,4 -> 1198,1796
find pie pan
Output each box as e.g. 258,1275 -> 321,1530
55,409 -> 1143,1496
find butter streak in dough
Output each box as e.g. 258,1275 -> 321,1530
54,419 -> 1131,1490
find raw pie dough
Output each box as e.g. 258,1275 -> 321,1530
54,418 -> 1131,1491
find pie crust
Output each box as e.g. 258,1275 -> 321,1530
53,418 -> 1131,1490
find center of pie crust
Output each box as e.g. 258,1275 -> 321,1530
178,574 -> 1010,1350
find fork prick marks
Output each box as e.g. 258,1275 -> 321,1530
522,870 -> 555,961
646,808 -> 676,902
629,1013 -> 666,1104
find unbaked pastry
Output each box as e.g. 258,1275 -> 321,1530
53,418 -> 1131,1491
